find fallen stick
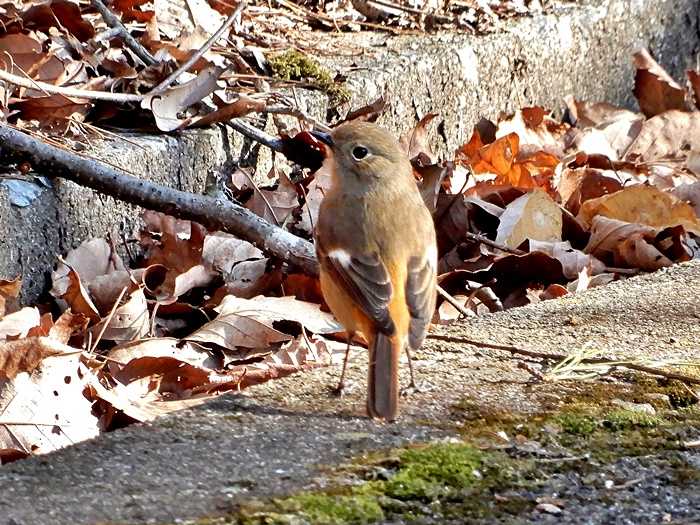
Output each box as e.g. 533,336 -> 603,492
91,0 -> 158,67
0,124 -> 319,277
429,334 -> 700,385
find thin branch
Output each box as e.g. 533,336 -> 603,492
90,0 -> 158,66
0,67 -> 142,102
239,168 -> 280,226
436,285 -> 473,318
428,334 -> 700,385
0,124 -> 318,276
227,119 -> 285,152
149,1 -> 247,95
465,231 -> 525,254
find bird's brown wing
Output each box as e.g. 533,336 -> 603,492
316,239 -> 395,336
405,255 -> 436,349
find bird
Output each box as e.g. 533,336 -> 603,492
312,121 -> 438,422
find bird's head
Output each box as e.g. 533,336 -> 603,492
312,121 -> 411,187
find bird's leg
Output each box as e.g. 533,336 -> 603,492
401,346 -> 429,396
405,346 -> 417,389
332,333 -> 353,396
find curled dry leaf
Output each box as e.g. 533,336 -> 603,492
88,271 -> 134,314
569,114 -> 644,160
577,184 -> 700,235
671,181 -> 700,217
400,113 -> 439,162
298,161 -> 333,235
106,338 -> 220,372
202,233 -> 275,298
459,131 -> 558,189
51,238 -> 126,297
495,190 -> 563,249
583,216 -> 679,271
245,171 -> 299,226
214,295 -> 343,335
0,337 -> 71,380
51,264 -> 100,322
186,306 -> 291,351
632,49 -> 688,118
556,167 -> 623,216
689,70 -> 700,110
527,240 -> 606,280
141,65 -> 224,132
90,288 -> 150,343
625,110 -> 700,162
0,33 -> 44,74
188,95 -> 267,128
564,96 -> 642,128
496,106 -> 569,157
0,307 -> 41,340
0,277 -> 21,318
0,354 -> 100,458
140,211 -> 208,273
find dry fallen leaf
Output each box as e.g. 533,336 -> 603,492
90,288 -> 150,343
495,189 -> 563,248
632,49 -> 688,118
0,307 -> 41,340
0,353 -> 100,458
577,184 -> 700,235
527,240 -> 606,280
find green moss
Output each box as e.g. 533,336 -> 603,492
268,50 -> 350,106
382,443 -> 483,499
276,492 -> 384,524
553,412 -> 599,435
214,376 -> 700,525
602,409 -> 663,431
233,442 -> 505,524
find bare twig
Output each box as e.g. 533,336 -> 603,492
434,165 -> 471,224
427,334 -> 700,385
90,0 -> 158,66
149,1 -> 247,95
0,67 -> 142,102
239,168 -> 280,226
465,231 -> 525,255
90,286 -> 128,352
227,119 -> 285,152
436,285 -> 473,318
0,124 -> 318,276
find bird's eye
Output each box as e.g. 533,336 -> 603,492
351,145 -> 369,160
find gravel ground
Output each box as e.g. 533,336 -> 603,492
0,262 -> 699,525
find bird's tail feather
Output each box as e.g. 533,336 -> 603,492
367,332 -> 400,421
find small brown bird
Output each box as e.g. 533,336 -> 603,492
313,121 -> 438,421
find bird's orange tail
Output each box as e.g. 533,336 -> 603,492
367,332 -> 400,421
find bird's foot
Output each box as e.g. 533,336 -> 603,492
331,380 -> 357,397
401,381 -> 432,397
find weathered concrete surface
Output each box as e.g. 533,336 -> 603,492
1,0 -> 698,302
333,0 -> 700,157
1,261 -> 699,525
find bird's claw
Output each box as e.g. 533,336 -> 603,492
401,381 -> 431,397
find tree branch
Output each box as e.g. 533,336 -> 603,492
0,124 -> 318,276
428,334 -> 700,385
90,0 -> 158,67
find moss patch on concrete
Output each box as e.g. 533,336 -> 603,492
200,375 -> 700,525
268,50 -> 349,105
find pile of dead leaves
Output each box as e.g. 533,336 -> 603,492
2,48 -> 699,463
0,0 -> 343,135
0,0 -> 574,139
0,212 -> 360,464
419,49 -> 700,320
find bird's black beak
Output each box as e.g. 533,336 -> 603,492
310,130 -> 334,148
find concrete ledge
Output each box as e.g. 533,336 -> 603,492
1,0 -> 698,302
1,261 -> 698,524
